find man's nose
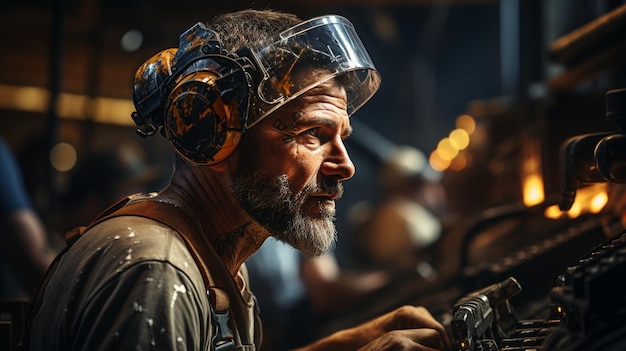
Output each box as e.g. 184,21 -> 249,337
321,137 -> 356,181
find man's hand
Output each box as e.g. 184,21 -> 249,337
357,328 -> 447,350
295,305 -> 452,351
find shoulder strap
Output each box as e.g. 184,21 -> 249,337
62,196 -> 229,312
89,195 -> 256,350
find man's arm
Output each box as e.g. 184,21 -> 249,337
294,305 -> 452,351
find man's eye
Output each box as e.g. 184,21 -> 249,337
303,127 -> 320,137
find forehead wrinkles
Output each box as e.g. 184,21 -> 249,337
306,79 -> 348,102
297,93 -> 348,113
290,84 -> 349,120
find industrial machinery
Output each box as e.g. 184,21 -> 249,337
450,88 -> 626,351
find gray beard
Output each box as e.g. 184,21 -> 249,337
229,168 -> 339,258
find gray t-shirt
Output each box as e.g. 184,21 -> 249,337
28,216 -> 215,351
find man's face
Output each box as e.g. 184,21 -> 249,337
229,79 -> 355,257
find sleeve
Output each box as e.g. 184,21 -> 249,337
71,260 -> 210,351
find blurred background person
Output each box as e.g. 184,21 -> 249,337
354,145 -> 446,277
246,236 -> 392,350
0,137 -> 58,299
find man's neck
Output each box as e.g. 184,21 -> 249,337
159,166 -> 269,276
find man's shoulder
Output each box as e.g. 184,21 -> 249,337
28,216 -> 213,351
70,215 -> 202,278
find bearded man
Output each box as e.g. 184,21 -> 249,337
24,9 -> 451,351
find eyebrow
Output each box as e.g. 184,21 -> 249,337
301,116 -> 353,138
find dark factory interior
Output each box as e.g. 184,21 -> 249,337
2,0 -> 626,350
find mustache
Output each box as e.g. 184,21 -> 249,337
302,180 -> 344,199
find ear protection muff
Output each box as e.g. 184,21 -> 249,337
131,22 -> 256,166
164,54 -> 252,165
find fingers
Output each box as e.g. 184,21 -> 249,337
386,305 -> 452,350
387,305 -> 438,329
357,328 -> 446,351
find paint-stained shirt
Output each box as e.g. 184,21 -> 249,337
26,215 -> 253,351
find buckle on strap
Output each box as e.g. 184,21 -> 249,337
215,339 -> 236,351
211,309 -> 234,351
211,309 -> 256,351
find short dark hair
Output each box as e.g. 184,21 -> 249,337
208,9 -> 302,53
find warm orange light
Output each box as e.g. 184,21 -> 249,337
449,129 -> 470,150
544,205 -> 563,219
13,86 -> 49,111
429,150 -> 450,172
572,183 -> 608,215
437,138 -> 459,160
449,153 -> 468,171
544,183 -> 608,220
49,142 -> 77,172
567,202 -> 582,219
522,137 -> 544,207
0,83 -> 135,126
456,114 -> 476,134
590,192 -> 609,214
523,174 -> 544,207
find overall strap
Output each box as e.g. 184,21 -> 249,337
87,195 -> 256,350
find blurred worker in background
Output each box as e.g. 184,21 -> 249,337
0,137 -> 58,299
247,237 -> 391,349
356,145 -> 446,276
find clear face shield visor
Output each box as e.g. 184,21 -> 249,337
245,15 -> 381,128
